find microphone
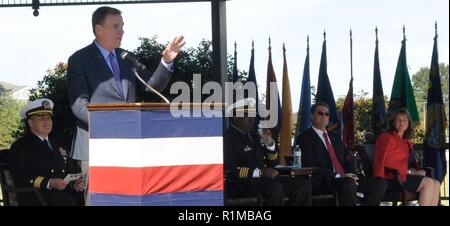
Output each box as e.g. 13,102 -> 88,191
120,50 -> 170,103
120,51 -> 147,70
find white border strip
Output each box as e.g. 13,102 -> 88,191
89,137 -> 223,167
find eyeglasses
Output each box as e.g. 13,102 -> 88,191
317,111 -> 330,116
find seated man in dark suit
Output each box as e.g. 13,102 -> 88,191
224,98 -> 312,206
297,102 -> 387,206
9,98 -> 84,206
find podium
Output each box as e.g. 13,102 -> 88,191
86,103 -> 224,206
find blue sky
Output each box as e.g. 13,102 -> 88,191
0,0 -> 448,107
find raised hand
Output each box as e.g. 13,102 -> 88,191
162,35 -> 185,64
259,128 -> 274,147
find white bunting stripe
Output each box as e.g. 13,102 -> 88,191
89,136 -> 223,167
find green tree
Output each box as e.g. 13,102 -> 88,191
134,36 -> 237,102
412,63 -> 449,137
0,92 -> 24,149
412,63 -> 448,103
337,91 -> 424,144
337,90 -> 372,145
0,84 -> 6,95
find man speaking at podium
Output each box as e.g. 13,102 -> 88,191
66,6 -> 185,204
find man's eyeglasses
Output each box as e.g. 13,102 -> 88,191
317,111 -> 330,116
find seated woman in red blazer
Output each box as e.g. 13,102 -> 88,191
373,108 -> 440,206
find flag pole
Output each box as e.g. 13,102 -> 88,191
375,26 -> 379,46
349,28 -> 356,165
234,41 -> 237,64
403,25 -> 406,42
435,21 -> 438,38
233,41 -> 239,82
350,28 -> 353,81
307,34 -> 310,52
233,41 -> 237,82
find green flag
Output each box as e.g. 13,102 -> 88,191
388,32 -> 419,125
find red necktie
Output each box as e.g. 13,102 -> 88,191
323,132 -> 345,175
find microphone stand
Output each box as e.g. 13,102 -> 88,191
132,68 -> 170,104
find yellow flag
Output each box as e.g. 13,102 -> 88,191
280,44 -> 293,165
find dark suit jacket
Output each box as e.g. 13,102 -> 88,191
297,128 -> 387,205
297,127 -> 354,178
67,41 -> 171,160
8,133 -> 81,205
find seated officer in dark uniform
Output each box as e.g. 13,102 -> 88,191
9,98 -> 84,206
224,98 -> 312,206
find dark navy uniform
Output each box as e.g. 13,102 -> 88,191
9,132 -> 84,206
224,125 -> 312,206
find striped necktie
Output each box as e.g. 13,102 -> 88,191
108,52 -> 124,96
